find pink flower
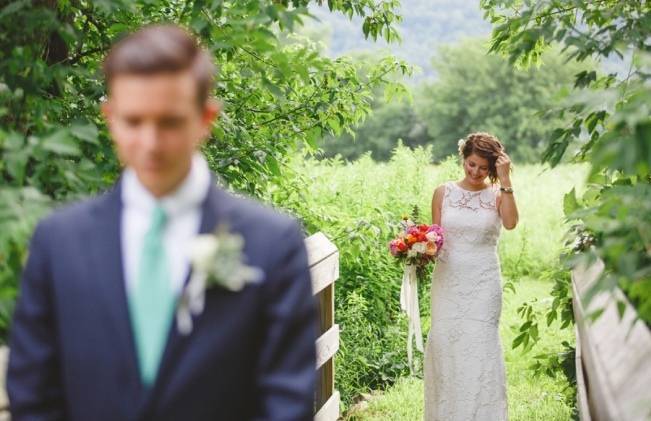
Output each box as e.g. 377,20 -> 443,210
389,239 -> 408,256
425,231 -> 439,242
426,224 -> 445,249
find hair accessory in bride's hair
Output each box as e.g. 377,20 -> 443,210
457,138 -> 467,155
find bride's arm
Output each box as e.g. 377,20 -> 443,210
496,152 -> 519,230
431,185 -> 445,225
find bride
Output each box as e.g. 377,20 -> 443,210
424,132 -> 519,420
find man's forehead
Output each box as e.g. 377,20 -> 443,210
108,71 -> 200,109
110,70 -> 196,90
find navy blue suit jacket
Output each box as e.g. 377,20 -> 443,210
7,182 -> 317,421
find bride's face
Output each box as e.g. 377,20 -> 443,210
463,153 -> 490,187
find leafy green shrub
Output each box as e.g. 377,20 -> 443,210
336,291 -> 410,410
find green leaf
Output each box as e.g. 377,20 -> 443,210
563,188 -> 579,217
587,307 -> 605,323
266,155 -> 281,176
616,300 -> 626,319
262,79 -> 283,98
40,130 -> 80,157
574,70 -> 597,88
512,332 -> 527,349
305,126 -> 321,150
362,20 -> 370,38
5,149 -> 29,185
70,124 -> 99,144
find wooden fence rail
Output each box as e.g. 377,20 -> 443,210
572,259 -> 651,421
305,232 -> 340,421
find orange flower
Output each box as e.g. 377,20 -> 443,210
426,242 -> 438,256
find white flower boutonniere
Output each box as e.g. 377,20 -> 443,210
176,224 -> 264,335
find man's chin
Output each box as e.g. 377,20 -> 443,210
133,170 -> 172,195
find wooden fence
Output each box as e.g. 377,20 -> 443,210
305,232 -> 340,421
572,258 -> 651,421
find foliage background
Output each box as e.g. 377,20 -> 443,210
319,39 -> 590,163
0,0 -> 409,338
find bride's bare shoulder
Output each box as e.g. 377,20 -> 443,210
432,183 -> 447,202
433,182 -> 450,197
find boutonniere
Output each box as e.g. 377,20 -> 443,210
176,224 -> 264,335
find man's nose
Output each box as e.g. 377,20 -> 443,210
140,124 -> 160,149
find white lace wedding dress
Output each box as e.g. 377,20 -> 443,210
424,181 -> 508,420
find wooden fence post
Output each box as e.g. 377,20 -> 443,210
305,232 -> 340,421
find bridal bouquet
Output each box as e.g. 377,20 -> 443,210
389,218 -> 444,270
388,217 -> 444,372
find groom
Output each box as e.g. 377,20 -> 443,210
7,24 -> 317,420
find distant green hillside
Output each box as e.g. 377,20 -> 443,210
308,0 -> 492,79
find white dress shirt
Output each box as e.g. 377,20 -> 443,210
121,154 -> 211,297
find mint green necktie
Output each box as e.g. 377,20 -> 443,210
128,205 -> 176,387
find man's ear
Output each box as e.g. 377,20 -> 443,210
203,98 -> 220,123
101,100 -> 112,126
199,98 -> 220,139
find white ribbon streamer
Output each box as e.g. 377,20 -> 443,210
399,264 -> 423,372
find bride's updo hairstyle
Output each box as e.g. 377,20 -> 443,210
457,132 -> 505,184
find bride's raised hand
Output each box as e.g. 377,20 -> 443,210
495,152 -> 512,184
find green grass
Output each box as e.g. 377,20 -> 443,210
346,277 -> 577,421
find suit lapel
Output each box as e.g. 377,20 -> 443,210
138,182 -> 230,415
88,183 -> 144,407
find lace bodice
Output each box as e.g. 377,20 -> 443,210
439,182 -> 501,259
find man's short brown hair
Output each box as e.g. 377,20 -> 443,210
103,24 -> 215,105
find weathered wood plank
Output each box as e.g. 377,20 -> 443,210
305,232 -> 338,268
316,281 -> 335,409
572,259 -> 651,421
305,232 -> 339,295
310,252 -> 339,295
574,325 -> 591,421
316,324 -> 339,369
314,390 -> 340,421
